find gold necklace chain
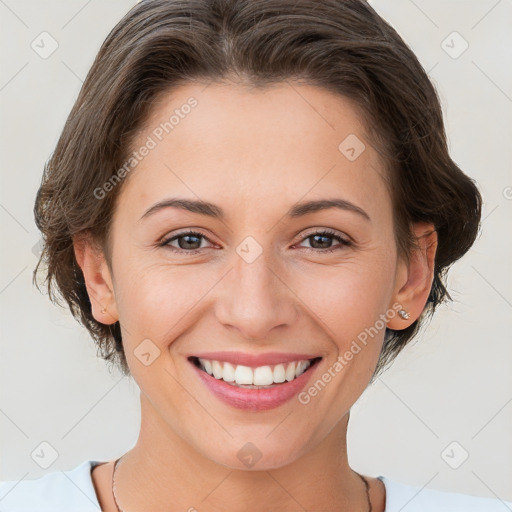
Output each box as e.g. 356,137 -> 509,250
111,456 -> 372,512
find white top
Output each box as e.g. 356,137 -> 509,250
0,459 -> 510,511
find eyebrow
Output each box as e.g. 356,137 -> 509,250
139,197 -> 371,222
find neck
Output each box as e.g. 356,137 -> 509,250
113,393 -> 371,512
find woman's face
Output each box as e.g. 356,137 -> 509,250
92,82 -> 420,469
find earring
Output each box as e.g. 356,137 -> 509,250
101,307 -> 106,314
398,309 -> 410,320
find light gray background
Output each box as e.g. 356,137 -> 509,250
1,0 -> 511,503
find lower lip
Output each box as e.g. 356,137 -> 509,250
190,359 -> 320,411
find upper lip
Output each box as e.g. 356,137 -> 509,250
189,351 -> 321,368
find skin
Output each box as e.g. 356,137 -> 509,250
75,81 -> 437,511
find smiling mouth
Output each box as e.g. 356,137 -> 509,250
188,356 -> 322,388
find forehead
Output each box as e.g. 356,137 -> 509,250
118,81 -> 390,222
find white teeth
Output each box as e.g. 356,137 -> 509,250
273,364 -> 286,383
295,360 -> 311,378
222,362 -> 236,382
253,366 -> 274,386
203,359 -> 213,375
212,360 -> 223,380
196,358 -> 316,385
285,362 -> 296,382
234,365 -> 253,385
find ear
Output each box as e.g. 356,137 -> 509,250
73,232 -> 119,325
387,222 -> 437,330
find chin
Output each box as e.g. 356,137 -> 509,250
199,431 -> 311,471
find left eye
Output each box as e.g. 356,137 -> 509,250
160,229 -> 351,254
295,230 -> 352,253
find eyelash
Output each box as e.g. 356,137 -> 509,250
159,228 -> 352,255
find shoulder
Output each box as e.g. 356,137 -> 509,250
379,475 -> 512,512
0,460 -> 104,512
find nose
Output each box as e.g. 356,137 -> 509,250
214,249 -> 299,342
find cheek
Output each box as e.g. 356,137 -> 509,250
293,257 -> 395,342
113,258 -> 216,341
113,263 -> 212,391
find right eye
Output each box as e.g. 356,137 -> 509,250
159,230 -> 215,254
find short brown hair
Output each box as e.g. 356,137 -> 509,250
33,0 -> 482,378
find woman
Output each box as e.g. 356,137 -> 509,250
1,0 -> 509,510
